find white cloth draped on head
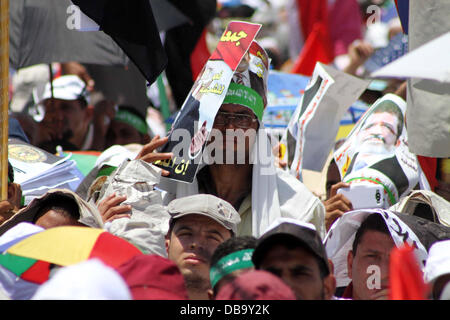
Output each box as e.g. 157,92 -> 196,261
324,209 -> 429,288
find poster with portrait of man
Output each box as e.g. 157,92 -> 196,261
282,63 -> 369,180
333,93 -> 421,207
156,21 -> 262,183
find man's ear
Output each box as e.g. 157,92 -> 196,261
8,183 -> 22,210
85,104 -> 94,121
347,250 -> 354,280
323,273 -> 337,300
165,234 -> 170,256
328,258 -> 335,275
207,289 -> 215,300
322,258 -> 337,300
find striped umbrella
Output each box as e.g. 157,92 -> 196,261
0,226 -> 142,284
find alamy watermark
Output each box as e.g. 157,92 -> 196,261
157,124 -> 281,176
66,4 -> 98,31
366,5 -> 382,26
366,265 -> 381,290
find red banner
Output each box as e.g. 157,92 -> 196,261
210,22 -> 261,71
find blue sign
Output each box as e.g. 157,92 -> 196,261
264,71 -> 310,128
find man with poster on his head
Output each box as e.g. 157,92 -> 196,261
151,21 -> 262,183
135,21 -> 326,239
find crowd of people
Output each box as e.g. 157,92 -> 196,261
1,0 -> 450,301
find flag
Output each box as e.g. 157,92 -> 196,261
190,28 -> 212,81
71,0 -> 167,85
327,0 -> 363,56
389,244 -> 429,300
296,0 -> 328,41
290,22 -> 334,76
394,0 -> 409,34
289,0 -> 360,70
286,0 -> 330,64
417,156 -> 437,191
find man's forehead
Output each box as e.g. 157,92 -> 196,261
261,245 -> 319,271
359,229 -> 395,247
366,111 -> 398,124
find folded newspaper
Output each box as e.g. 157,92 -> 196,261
8,138 -> 84,205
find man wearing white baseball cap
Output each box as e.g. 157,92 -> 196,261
424,240 -> 450,300
36,75 -> 94,153
165,194 -> 241,300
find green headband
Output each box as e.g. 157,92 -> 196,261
209,248 -> 254,289
114,110 -> 148,135
222,82 -> 264,121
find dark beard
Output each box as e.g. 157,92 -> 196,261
181,247 -> 213,294
183,272 -> 210,293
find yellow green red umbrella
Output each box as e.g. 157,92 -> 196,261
0,226 -> 142,284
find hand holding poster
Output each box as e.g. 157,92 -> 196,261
333,94 -> 423,209
156,21 -> 262,183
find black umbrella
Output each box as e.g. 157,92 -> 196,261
11,0 -> 189,85
72,0 -> 186,85
151,0 -> 190,33
10,0 -> 127,69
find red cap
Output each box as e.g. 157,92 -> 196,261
215,270 -> 296,300
116,254 -> 188,300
